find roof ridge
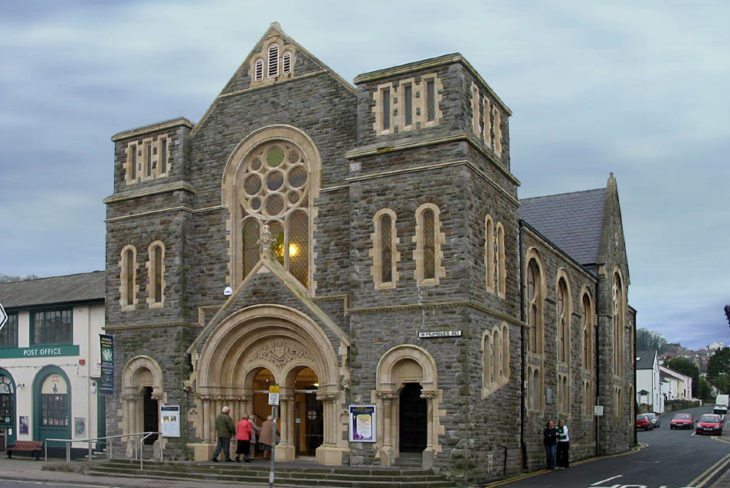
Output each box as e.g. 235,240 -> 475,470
0,270 -> 104,285
520,187 -> 605,202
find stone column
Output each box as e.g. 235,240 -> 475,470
201,398 -> 209,442
378,392 -> 397,466
315,390 -> 342,466
122,389 -> 138,457
420,390 -> 438,469
276,388 -> 295,462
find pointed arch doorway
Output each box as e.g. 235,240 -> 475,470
194,305 -> 344,465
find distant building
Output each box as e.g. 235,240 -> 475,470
0,272 -> 106,451
660,366 -> 692,401
636,350 -> 663,413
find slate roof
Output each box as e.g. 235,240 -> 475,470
636,350 -> 657,370
519,188 -> 606,266
0,271 -> 105,309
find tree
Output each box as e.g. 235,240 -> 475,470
0,273 -> 39,283
636,328 -> 669,354
665,357 -> 700,398
697,377 -> 713,402
707,347 -> 730,394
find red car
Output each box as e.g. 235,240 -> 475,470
636,414 -> 653,431
670,413 -> 694,430
695,414 -> 723,435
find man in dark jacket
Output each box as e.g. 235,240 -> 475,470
211,406 -> 236,462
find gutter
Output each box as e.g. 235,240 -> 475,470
594,277 -> 601,456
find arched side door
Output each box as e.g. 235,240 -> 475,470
0,369 -> 17,447
33,366 -> 71,446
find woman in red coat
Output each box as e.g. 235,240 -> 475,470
235,416 -> 253,462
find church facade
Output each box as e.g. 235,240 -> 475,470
104,23 -> 635,482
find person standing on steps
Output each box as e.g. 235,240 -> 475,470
260,415 -> 276,460
543,420 -> 558,470
249,414 -> 261,460
556,419 -> 570,469
235,415 -> 253,462
211,406 -> 236,462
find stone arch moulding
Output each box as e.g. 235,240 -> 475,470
373,345 -> 444,469
193,304 -> 348,466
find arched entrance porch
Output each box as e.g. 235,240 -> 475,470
121,356 -> 165,455
194,305 -> 345,465
374,345 -> 443,468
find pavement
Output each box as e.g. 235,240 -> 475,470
712,466 -> 730,488
0,458 -> 267,487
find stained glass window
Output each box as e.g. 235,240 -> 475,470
381,214 -> 392,283
423,209 -> 435,280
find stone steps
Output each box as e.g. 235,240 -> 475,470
83,459 -> 454,487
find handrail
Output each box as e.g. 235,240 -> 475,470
139,432 -> 160,470
44,431 -> 162,468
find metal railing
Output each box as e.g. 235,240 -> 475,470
44,432 -> 163,470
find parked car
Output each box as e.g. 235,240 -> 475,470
695,414 -> 723,436
646,412 -> 661,428
636,414 -> 653,431
670,413 -> 694,430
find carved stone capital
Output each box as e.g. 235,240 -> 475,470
420,390 -> 438,400
376,391 -> 398,401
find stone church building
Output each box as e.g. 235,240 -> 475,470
104,23 -> 635,483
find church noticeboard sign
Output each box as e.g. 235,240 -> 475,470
418,330 -> 462,339
160,405 -> 180,438
349,405 -> 376,443
99,334 -> 114,394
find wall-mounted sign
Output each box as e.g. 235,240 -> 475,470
160,405 -> 180,438
349,405 -> 376,443
99,334 -> 114,394
418,330 -> 462,339
594,405 -> 604,417
0,345 -> 80,359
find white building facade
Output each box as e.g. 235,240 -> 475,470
660,366 -> 692,401
636,350 -> 664,413
0,272 -> 106,452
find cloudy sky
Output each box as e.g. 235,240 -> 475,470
0,1 -> 728,349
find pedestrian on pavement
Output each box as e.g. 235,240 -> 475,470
235,415 -> 253,462
249,414 -> 261,459
260,415 -> 276,459
211,406 -> 236,462
543,419 -> 558,470
556,418 -> 570,469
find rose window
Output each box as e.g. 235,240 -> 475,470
240,143 -> 308,219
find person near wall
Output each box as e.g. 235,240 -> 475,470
211,406 -> 236,462
543,420 -> 558,470
556,419 -> 570,469
235,415 -> 253,462
260,415 -> 276,459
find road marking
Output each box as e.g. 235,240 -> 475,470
592,475 -> 623,486
688,452 -> 730,488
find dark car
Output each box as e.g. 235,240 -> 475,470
646,412 -> 661,428
636,414 -> 653,431
670,413 -> 694,430
695,414 -> 723,435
